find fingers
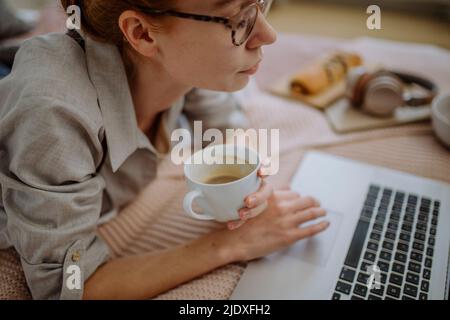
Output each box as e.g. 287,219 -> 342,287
279,196 -> 320,214
289,207 -> 327,225
239,201 -> 268,220
227,219 -> 246,230
258,157 -> 272,177
257,168 -> 269,179
244,180 -> 273,209
274,190 -> 301,201
292,220 -> 330,240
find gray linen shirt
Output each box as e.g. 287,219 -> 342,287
0,32 -> 248,300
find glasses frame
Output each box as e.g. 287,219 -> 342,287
137,0 -> 273,46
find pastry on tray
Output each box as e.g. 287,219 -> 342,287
290,52 -> 363,96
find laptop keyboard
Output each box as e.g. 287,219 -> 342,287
332,184 -> 440,300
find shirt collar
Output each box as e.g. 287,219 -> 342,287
82,33 -> 183,172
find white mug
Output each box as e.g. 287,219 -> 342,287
183,144 -> 261,222
431,93 -> 450,148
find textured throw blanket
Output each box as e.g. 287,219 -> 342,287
1,34 -> 449,300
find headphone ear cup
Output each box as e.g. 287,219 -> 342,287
361,72 -> 405,117
346,66 -> 369,107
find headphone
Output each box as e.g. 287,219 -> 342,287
346,67 -> 438,117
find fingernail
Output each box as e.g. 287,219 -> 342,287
247,196 -> 256,207
228,222 -> 237,230
239,209 -> 249,220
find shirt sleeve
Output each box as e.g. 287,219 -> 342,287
182,88 -> 250,133
0,96 -> 111,300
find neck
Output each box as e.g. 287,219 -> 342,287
125,51 -> 192,134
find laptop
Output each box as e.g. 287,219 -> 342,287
230,151 -> 450,300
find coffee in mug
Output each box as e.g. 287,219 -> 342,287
183,144 -> 261,222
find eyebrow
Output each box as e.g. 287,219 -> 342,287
212,0 -> 244,9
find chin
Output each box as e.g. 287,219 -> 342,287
196,77 -> 249,93
223,76 -> 251,92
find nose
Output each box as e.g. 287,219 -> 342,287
246,12 -> 277,49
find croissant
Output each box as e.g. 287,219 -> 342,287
290,52 -> 363,96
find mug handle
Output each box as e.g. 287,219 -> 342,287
183,190 -> 215,221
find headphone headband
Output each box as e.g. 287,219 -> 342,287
391,71 -> 438,106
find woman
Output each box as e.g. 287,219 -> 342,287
0,0 -> 329,300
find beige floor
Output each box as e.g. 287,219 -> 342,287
7,0 -> 450,49
268,1 -> 450,49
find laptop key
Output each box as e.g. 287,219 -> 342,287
335,281 -> 351,295
406,272 -> 419,285
351,295 -> 364,300
360,261 -> 373,273
353,284 -> 368,298
332,293 -> 341,300
397,242 -> 409,253
428,236 -> 435,247
394,252 -> 407,263
367,241 -> 378,252
419,292 -> 428,300
368,294 -> 382,300
399,233 -> 410,242
385,231 -> 396,240
430,228 -> 436,236
378,261 -> 389,272
370,284 -> 384,296
380,251 -> 392,261
423,268 -> 431,280
386,285 -> 401,298
404,214 -> 414,222
403,284 -> 418,298
425,258 -> 432,268
412,241 -> 424,252
375,214 -> 386,223
392,263 -> 405,274
410,251 -> 423,263
387,222 -> 398,230
426,247 -> 434,257
421,280 -> 429,292
416,222 -> 427,232
364,251 -> 376,262
370,232 -> 381,241
382,241 -> 394,251
340,266 -> 356,283
401,224 -> 412,233
389,273 -> 403,286
380,272 -> 387,284
373,223 -> 383,232
402,295 -> 415,300
414,232 -> 426,241
357,272 -> 369,285
408,262 -> 421,274
344,220 -> 371,268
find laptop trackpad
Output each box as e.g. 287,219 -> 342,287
271,210 -> 343,267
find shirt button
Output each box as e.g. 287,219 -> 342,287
71,251 -> 81,262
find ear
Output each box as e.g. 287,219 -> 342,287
118,10 -> 158,58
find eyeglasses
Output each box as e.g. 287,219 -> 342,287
137,0 -> 273,46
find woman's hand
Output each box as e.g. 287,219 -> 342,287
224,170 -> 329,262
227,169 -> 273,230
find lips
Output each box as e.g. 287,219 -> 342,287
240,61 -> 261,75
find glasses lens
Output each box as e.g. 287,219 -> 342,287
262,0 -> 273,16
234,5 -> 258,45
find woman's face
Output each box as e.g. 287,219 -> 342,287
154,0 -> 277,92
